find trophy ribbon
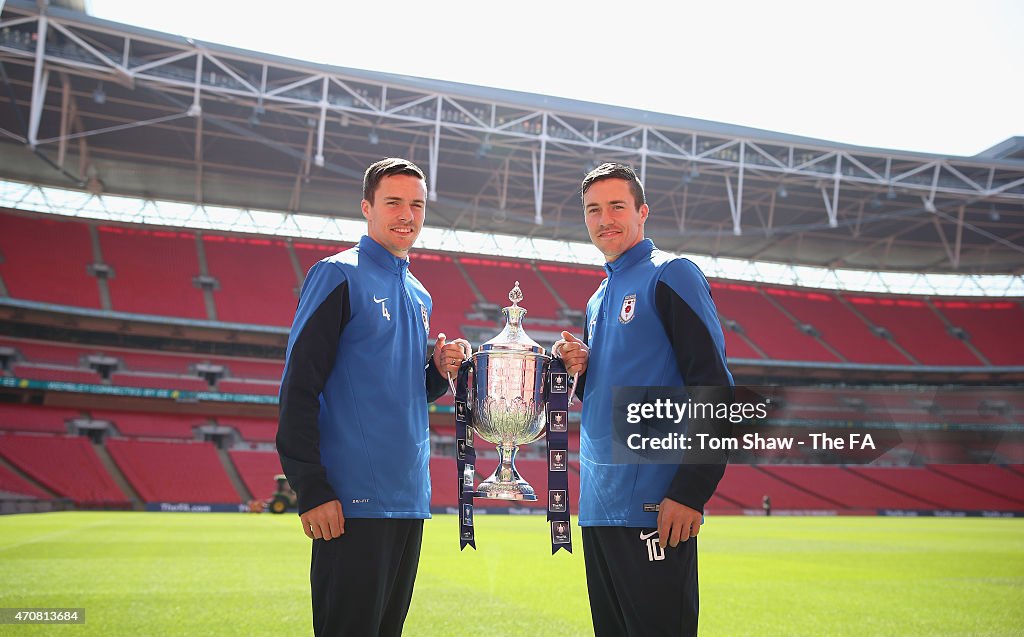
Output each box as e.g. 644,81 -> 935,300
454,359 -> 476,550
546,357 -> 573,554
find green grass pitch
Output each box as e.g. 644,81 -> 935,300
0,512 -> 1021,635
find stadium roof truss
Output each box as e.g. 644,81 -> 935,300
1,1 -> 1023,275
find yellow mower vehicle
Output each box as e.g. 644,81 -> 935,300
268,474 -> 297,514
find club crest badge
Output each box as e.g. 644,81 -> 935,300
549,410 -> 567,432
549,489 -> 567,513
419,302 -> 429,334
619,293 -> 637,324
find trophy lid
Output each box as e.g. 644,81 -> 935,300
479,281 -> 546,355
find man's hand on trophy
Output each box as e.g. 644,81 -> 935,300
433,332 -> 472,376
554,331 -> 589,376
301,499 -> 345,541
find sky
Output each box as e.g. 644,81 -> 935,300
85,0 -> 1023,157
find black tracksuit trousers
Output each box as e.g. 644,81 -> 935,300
309,518 -> 423,637
583,526 -> 699,637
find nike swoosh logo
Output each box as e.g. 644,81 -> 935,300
373,297 -> 388,303
639,530 -> 659,541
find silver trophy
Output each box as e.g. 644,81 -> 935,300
467,282 -> 551,500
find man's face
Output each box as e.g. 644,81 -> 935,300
361,174 -> 427,258
583,178 -> 649,262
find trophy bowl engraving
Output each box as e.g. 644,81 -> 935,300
470,351 -> 547,447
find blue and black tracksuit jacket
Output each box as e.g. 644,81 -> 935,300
276,235 -> 447,519
576,239 -> 734,527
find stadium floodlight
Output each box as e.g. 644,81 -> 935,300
776,184 -> 788,199
368,130 -> 379,145
92,83 -> 106,105
313,154 -> 325,168
923,198 -> 937,213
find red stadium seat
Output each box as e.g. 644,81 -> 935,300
459,257 -> 561,320
714,465 -> 839,510
0,211 -> 101,308
106,438 -> 239,503
844,295 -> 983,366
409,252 -> 477,338
535,263 -> 606,316
91,410 -> 208,439
847,466 -> 1020,511
0,461 -> 51,499
99,226 -> 208,319
0,404 -> 80,434
758,465 -> 930,510
293,240 -> 352,275
429,457 -> 461,509
711,283 -> 838,362
228,449 -> 283,500
934,300 -> 1024,366
766,288 -> 910,364
0,434 -> 127,505
217,417 -> 278,443
203,234 -> 299,326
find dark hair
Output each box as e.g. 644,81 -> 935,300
362,158 -> 426,204
580,162 -> 646,207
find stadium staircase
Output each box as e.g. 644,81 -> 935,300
105,439 -> 240,504
217,447 -> 253,502
229,450 -> 283,501
0,454 -> 53,500
0,434 -> 129,507
92,441 -> 142,509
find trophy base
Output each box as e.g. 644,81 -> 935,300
474,476 -> 537,501
473,444 -> 537,501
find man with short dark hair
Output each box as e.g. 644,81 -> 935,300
277,157 -> 469,636
556,162 -> 733,636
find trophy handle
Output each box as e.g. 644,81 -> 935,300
551,341 -> 579,407
446,341 -> 474,396
450,358 -> 475,402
